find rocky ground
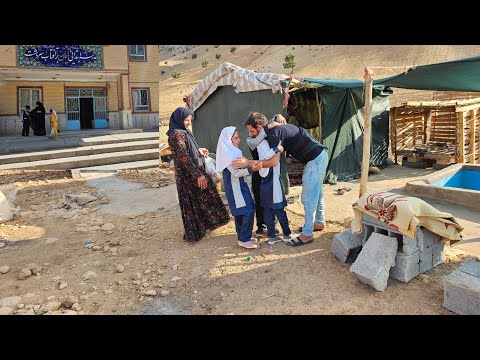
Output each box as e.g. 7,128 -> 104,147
0,169 -> 473,315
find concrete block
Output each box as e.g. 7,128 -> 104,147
419,247 -> 434,273
375,227 -> 389,236
443,260 -> 480,315
400,235 -> 419,255
433,242 -> 445,267
416,227 -> 440,249
362,224 -> 374,245
331,229 -> 363,263
390,250 -> 420,283
350,233 -> 398,292
362,213 -> 386,228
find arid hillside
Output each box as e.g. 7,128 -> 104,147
159,45 -> 480,123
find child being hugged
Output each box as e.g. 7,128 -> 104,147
216,126 -> 262,249
257,139 -> 292,245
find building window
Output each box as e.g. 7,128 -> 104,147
18,88 -> 42,114
129,45 -> 146,61
132,89 -> 150,112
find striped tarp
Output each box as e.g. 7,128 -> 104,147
187,62 -> 291,112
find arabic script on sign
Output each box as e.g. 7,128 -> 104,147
24,45 -> 97,68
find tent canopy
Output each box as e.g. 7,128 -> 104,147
188,62 -> 391,185
375,55 -> 480,92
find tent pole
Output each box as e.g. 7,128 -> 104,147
359,68 -> 373,198
315,89 -> 322,143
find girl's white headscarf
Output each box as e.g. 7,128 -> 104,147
216,126 -> 243,172
50,109 -> 59,122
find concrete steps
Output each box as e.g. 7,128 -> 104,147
0,140 -> 159,165
0,130 -> 165,171
0,130 -> 158,155
0,149 -> 159,170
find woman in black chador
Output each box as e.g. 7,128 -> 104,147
31,101 -> 46,136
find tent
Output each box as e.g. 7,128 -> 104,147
185,62 -> 391,186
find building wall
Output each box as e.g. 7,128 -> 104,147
0,45 -> 16,67
103,45 -> 128,71
128,45 -> 159,129
0,45 -> 158,135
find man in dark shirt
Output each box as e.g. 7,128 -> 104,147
233,112 -> 329,246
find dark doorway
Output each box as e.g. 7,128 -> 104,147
80,98 -> 94,129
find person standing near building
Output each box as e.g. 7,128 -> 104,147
31,101 -> 46,136
21,105 -> 31,136
49,109 -> 59,140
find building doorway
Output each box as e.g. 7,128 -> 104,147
80,98 -> 94,129
66,88 -> 108,130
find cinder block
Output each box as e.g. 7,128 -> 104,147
362,224 -> 374,245
390,250 -> 420,283
375,227 -> 389,236
416,227 -> 440,249
419,247 -> 434,273
443,260 -> 480,315
433,242 -> 445,267
350,233 -> 398,292
331,229 -> 363,263
362,213 -> 387,228
401,235 -> 419,255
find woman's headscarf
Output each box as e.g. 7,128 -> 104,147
167,107 -> 202,167
50,109 -> 58,122
216,126 -> 243,172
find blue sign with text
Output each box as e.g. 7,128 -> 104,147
18,45 -> 103,69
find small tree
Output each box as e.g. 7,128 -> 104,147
160,70 -> 165,75
191,53 -> 197,59
283,53 -> 296,74
202,60 -> 209,70
171,71 -> 180,79
215,53 -> 221,60
230,47 -> 237,54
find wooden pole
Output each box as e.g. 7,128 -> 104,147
457,111 -> 465,163
469,109 -> 476,163
315,89 -> 322,143
359,68 -> 373,198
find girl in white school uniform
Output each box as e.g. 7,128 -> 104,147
216,126 -> 261,249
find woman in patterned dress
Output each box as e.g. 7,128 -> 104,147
167,107 -> 230,242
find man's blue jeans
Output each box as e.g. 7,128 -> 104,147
301,150 -> 329,237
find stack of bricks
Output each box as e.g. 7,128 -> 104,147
331,213 -> 446,290
361,213 -> 445,283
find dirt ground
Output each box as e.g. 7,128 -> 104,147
0,168 -> 473,315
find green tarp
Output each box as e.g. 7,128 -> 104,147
303,55 -> 480,92
289,86 -> 390,184
375,55 -> 480,91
